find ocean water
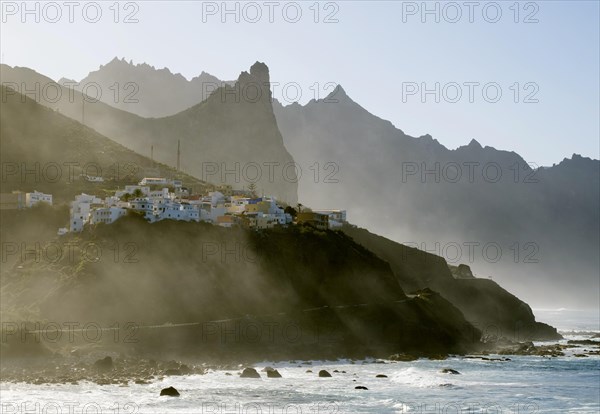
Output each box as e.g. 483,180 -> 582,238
534,308 -> 600,333
2,310 -> 599,414
1,345 -> 598,414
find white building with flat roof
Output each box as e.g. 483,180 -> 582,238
313,210 -> 347,228
91,207 -> 128,225
139,177 -> 168,186
25,191 -> 52,207
70,194 -> 102,232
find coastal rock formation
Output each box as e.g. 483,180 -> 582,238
342,226 -> 561,341
1,214 -> 482,363
265,367 -> 282,378
240,368 -> 261,378
441,368 -> 460,375
160,386 -> 180,397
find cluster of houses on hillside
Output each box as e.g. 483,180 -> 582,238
64,178 -> 346,233
1,179 -> 346,233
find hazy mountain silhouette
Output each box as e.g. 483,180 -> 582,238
0,85 -> 209,202
273,86 -> 599,309
0,71 -> 562,346
4,61 -> 596,308
342,225 -> 560,341
1,63 -> 298,203
58,57 -> 231,118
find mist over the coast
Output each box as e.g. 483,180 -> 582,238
1,1 -> 598,412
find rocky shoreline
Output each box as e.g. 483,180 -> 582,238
2,336 -> 597,385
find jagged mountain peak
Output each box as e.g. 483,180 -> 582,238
233,62 -> 274,103
325,84 -> 351,102
104,56 -> 129,67
455,138 -> 484,152
101,57 -> 170,75
249,61 -> 270,83
555,153 -> 600,169
467,138 -> 483,149
567,153 -> 597,163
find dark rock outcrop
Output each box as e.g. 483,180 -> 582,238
440,368 -> 460,375
388,353 -> 418,362
240,368 -> 261,378
342,225 -> 562,342
264,367 -> 282,378
449,264 -> 475,279
160,386 -> 180,397
94,357 -> 113,372
567,340 -> 599,346
318,370 -> 332,378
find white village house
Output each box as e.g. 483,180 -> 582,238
313,209 -> 347,228
70,194 -> 102,232
25,190 -> 53,208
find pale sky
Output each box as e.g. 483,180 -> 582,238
1,1 -> 599,166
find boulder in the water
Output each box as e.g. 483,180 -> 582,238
265,367 -> 282,378
441,368 -> 460,375
318,370 -> 332,378
240,368 -> 261,378
355,386 -> 368,390
160,386 -> 180,397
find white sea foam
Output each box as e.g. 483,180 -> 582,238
2,351 -> 599,414
2,314 -> 599,414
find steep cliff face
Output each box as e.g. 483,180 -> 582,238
342,225 -> 561,341
1,216 -> 479,359
1,63 -> 298,203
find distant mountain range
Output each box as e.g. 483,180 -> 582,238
60,57 -> 231,118
1,62 -> 297,204
2,59 -> 598,309
273,86 -> 599,309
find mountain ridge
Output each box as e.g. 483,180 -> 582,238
272,78 -> 599,309
1,63 -> 299,203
